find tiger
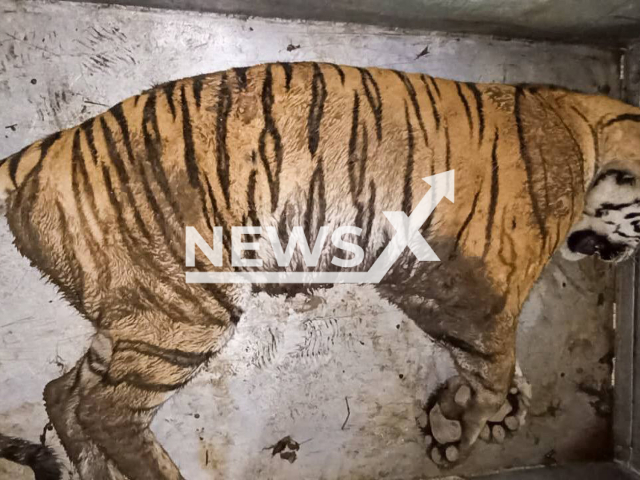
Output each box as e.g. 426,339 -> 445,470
0,61 -> 638,479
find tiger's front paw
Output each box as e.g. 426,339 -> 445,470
479,369 -> 531,444
417,376 -> 471,467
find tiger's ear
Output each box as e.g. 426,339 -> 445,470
592,168 -> 636,188
598,119 -> 640,178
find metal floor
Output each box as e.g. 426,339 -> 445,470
479,463 -> 639,480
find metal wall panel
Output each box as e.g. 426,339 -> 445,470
616,40 -> 640,474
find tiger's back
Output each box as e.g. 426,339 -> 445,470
0,62 -> 589,310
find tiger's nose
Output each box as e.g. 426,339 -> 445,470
567,230 -> 610,256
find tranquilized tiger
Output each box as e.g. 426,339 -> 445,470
1,62 -> 639,479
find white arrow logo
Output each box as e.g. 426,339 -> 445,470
186,170 -> 454,284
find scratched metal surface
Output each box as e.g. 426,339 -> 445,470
0,1 -> 619,478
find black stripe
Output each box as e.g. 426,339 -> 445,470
596,199 -> 640,216
452,188 -> 481,255
204,176 -> 232,266
330,64 -> 346,85
483,129 -> 500,259
602,113 -> 640,128
115,340 -> 210,368
304,156 -> 327,248
420,75 -> 440,130
432,333 -> 495,361
234,67 -> 248,90
280,63 -> 293,90
192,74 -> 205,109
363,180 -> 376,248
277,201 -> 291,267
394,71 -> 428,147
466,82 -> 485,144
402,102 -> 414,215
142,91 -> 184,226
455,82 -> 473,132
429,77 -> 441,98
142,91 -> 209,269
13,131 -> 62,189
40,132 -> 62,159
259,65 -> 284,212
71,130 -> 110,300
109,104 -> 135,164
357,124 -> 368,197
444,122 -> 451,172
514,87 -> 547,241
214,74 -> 233,207
71,128 -> 105,247
54,199 -> 85,308
180,86 -> 214,232
8,147 -> 27,188
181,85 -> 200,188
348,91 -> 361,202
118,99 -> 191,248
162,81 -> 177,119
100,163 -> 125,227
246,169 -> 260,227
307,63 -> 327,156
358,68 -> 383,141
80,118 -> 99,164
614,229 -> 640,239
71,130 -> 92,221
99,117 -> 152,241
205,176 -> 227,233
105,371 -> 191,393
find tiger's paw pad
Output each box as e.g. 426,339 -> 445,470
418,377 -> 470,467
480,374 -> 531,444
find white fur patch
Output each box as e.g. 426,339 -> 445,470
562,171 -> 640,262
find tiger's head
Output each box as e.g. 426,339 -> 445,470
562,113 -> 640,263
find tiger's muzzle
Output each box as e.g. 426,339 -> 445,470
566,229 -> 628,261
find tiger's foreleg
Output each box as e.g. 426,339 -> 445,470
422,321 -> 521,466
44,315 -> 232,480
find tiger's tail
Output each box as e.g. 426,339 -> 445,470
0,433 -> 62,480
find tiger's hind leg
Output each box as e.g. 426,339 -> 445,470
45,313 -> 235,480
44,359 -> 114,479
